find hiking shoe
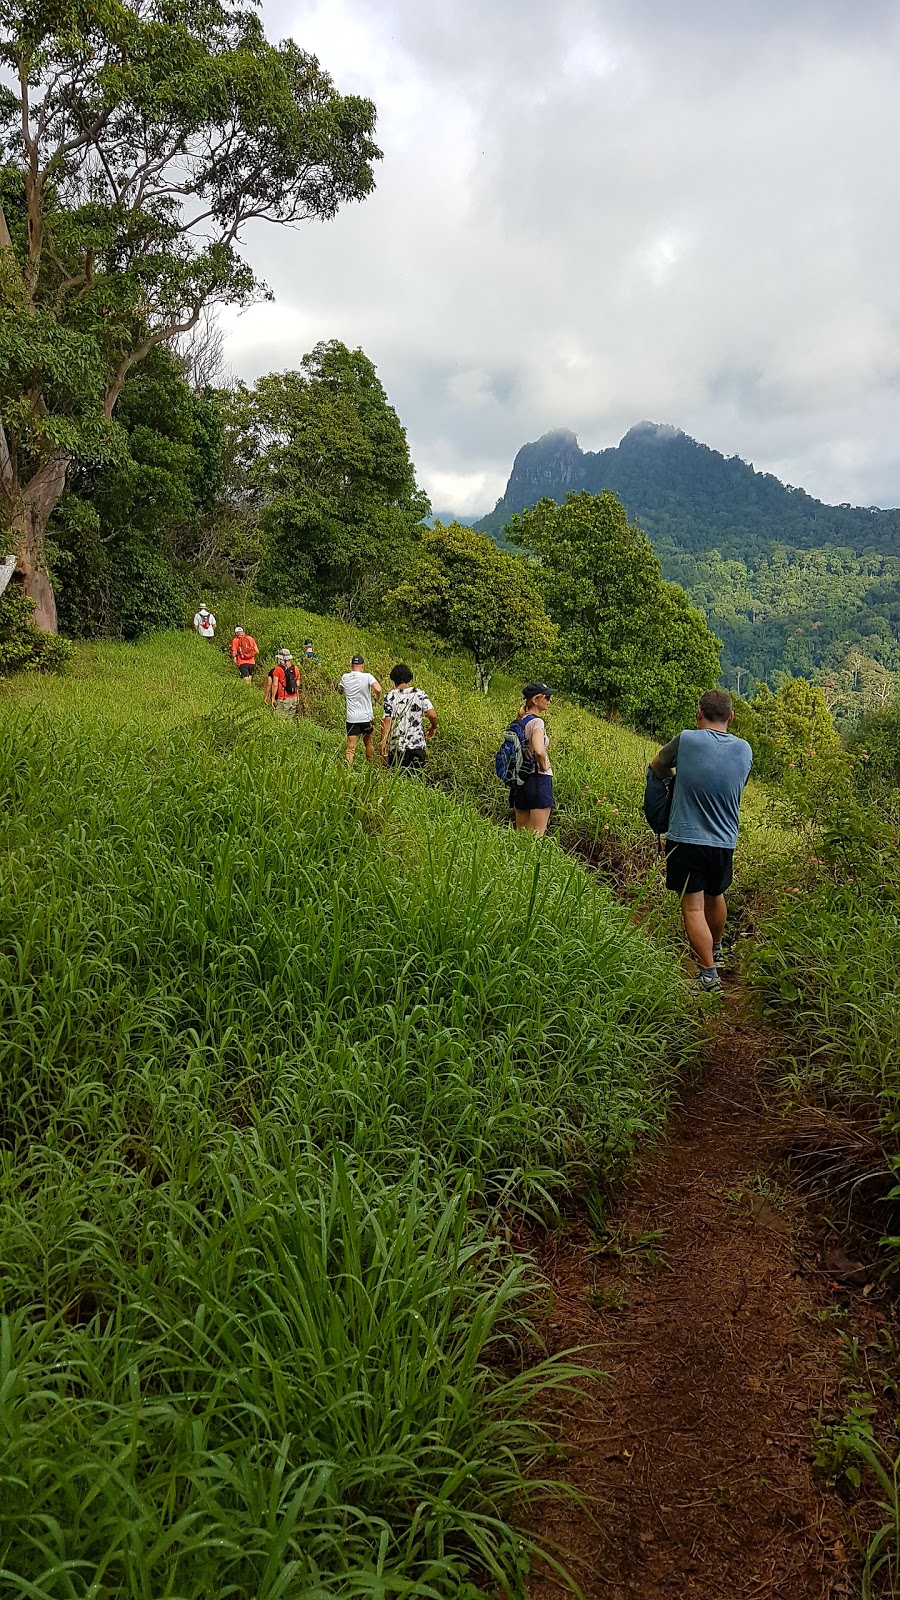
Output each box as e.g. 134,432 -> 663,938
697,970 -> 724,994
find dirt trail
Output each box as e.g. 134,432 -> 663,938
529,989 -> 854,1600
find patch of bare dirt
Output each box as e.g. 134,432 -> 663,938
528,990 -> 856,1600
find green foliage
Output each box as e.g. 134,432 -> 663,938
243,342 -> 429,617
850,707 -> 900,813
52,348 -> 210,638
508,491 -> 720,733
388,521 -> 556,692
108,545 -> 189,640
736,677 -> 844,783
0,631 -> 694,1595
662,544 -> 900,698
747,748 -> 899,1118
0,586 -> 72,675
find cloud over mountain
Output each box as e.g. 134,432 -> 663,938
222,0 -> 900,514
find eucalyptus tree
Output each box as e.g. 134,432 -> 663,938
0,0 -> 380,630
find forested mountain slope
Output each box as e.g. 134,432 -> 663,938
476,423 -> 900,695
479,422 -> 900,559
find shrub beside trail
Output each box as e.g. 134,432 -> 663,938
0,633 -> 694,1598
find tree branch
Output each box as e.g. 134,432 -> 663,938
19,61 -> 43,302
103,306 -> 203,417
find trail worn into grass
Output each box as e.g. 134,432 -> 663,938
529,991 -> 853,1600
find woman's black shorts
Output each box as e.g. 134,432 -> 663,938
665,840 -> 734,896
511,771 -> 555,812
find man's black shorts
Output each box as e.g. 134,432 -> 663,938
346,720 -> 374,737
387,746 -> 426,771
237,663 -> 254,679
665,840 -> 734,896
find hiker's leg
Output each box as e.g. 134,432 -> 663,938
680,891 -> 714,969
362,732 -> 376,763
704,893 -> 727,948
514,807 -> 532,831
529,807 -> 552,838
345,734 -> 358,766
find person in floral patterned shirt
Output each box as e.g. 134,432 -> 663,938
380,664 -> 437,772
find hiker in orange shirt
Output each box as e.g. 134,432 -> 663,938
231,626 -> 258,683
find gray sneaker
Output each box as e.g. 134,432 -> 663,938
697,970 -> 723,994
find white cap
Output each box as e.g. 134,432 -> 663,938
234,625 -> 244,634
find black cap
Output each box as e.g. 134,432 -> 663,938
351,655 -> 365,665
523,681 -> 552,699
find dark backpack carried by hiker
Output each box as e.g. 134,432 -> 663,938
281,663 -> 298,696
643,765 -> 674,844
495,714 -> 536,787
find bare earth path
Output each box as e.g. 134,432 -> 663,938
528,992 -> 854,1600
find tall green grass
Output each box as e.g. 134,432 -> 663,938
0,633 -> 694,1597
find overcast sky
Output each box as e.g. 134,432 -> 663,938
221,0 -> 900,515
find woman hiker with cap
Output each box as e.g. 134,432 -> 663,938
512,683 -> 554,836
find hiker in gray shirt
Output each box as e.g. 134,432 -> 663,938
651,688 -> 752,993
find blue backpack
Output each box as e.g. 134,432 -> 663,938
495,714 -> 536,787
643,765 -> 674,836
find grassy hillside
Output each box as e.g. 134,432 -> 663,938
0,627 -> 697,1599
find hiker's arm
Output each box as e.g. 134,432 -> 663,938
425,708 -> 437,741
531,719 -> 551,773
370,678 -> 382,701
651,735 -> 680,780
380,714 -> 392,757
264,676 -> 275,707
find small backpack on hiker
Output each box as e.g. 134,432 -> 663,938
495,714 -> 536,788
281,662 -> 298,697
643,765 -> 674,849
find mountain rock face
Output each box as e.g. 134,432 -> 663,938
479,422 -> 900,559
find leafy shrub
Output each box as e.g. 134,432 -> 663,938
735,677 -> 843,782
0,588 -> 73,676
850,707 -> 900,816
747,768 -> 900,1107
109,544 -> 189,639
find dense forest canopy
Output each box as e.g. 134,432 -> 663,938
0,0 -> 380,630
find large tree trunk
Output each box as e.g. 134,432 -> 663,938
8,457 -> 70,633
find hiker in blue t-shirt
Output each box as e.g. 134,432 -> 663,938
651,688 -> 753,994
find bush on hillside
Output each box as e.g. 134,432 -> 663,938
507,491 -> 721,734
733,677 -> 843,784
0,588 -> 73,676
849,706 -> 900,813
387,520 -> 557,691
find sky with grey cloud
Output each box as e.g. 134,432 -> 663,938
221,0 -> 900,515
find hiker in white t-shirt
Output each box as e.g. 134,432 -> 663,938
338,654 -> 382,765
193,605 -> 217,640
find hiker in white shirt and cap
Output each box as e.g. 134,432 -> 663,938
193,605 -> 217,640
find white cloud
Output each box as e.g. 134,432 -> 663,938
223,0 -> 900,513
